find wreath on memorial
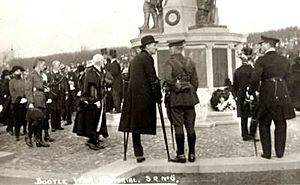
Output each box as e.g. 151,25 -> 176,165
165,9 -> 181,26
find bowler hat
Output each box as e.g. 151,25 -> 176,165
11,66 -> 25,73
259,36 -> 280,45
167,39 -> 185,47
141,35 -> 158,47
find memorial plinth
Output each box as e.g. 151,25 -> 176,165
131,0 -> 246,124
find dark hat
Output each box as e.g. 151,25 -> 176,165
259,36 -> 280,45
167,39 -> 185,47
109,49 -> 117,58
1,69 -> 11,78
100,48 -> 108,55
77,65 -> 85,73
242,47 -> 253,56
11,65 -> 25,73
141,35 -> 158,47
26,108 -> 45,122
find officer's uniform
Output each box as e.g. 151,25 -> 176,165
249,36 -> 295,159
232,48 -> 257,141
25,69 -> 50,147
164,40 -> 199,163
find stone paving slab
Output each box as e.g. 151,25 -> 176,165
0,152 -> 14,164
0,113 -> 298,183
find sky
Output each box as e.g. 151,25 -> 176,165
0,0 -> 299,58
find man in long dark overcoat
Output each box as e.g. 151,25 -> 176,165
119,35 -> 162,163
110,49 -> 123,113
249,36 -> 295,159
232,47 -> 257,141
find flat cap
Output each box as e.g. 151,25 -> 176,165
259,36 -> 280,45
167,39 -> 185,47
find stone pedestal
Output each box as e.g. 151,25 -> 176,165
130,0 -> 246,124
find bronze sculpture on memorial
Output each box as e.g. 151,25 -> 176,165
139,0 -> 166,32
195,0 -> 217,25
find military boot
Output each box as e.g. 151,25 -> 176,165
44,130 -> 54,142
36,139 -> 50,147
25,134 -> 33,147
187,133 -> 196,162
171,134 -> 186,163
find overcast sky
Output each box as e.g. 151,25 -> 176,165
0,0 -> 299,57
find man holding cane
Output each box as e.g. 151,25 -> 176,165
119,35 -> 162,163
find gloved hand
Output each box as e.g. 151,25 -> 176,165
151,80 -> 162,103
46,99 -> 52,104
28,103 -> 34,109
94,101 -> 101,108
77,91 -> 82,97
44,87 -> 50,92
20,98 -> 27,104
0,105 -> 3,112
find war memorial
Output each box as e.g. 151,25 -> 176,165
0,0 -> 300,185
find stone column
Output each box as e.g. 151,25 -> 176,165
206,43 -> 214,90
227,44 -> 234,81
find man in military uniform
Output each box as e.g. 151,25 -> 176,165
25,58 -> 51,147
232,47 -> 257,141
249,36 -> 295,159
163,40 -> 199,163
47,60 -> 68,132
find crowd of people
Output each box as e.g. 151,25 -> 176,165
0,48 -> 128,150
0,34 -> 299,163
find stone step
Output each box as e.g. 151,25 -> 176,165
0,151 -> 14,164
83,153 -> 300,183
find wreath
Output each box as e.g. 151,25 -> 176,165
165,9 -> 181,26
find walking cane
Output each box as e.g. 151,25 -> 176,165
170,124 -> 175,150
251,119 -> 258,157
249,97 -> 258,157
123,132 -> 129,161
158,103 -> 171,161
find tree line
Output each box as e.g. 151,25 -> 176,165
9,47 -> 131,69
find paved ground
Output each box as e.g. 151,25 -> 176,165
134,170 -> 300,185
0,113 -> 299,181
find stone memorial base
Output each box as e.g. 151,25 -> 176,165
131,25 -> 245,126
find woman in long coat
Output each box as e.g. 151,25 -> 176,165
119,35 -> 162,162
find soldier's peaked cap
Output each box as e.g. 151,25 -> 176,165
259,36 -> 280,45
167,39 -> 185,47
